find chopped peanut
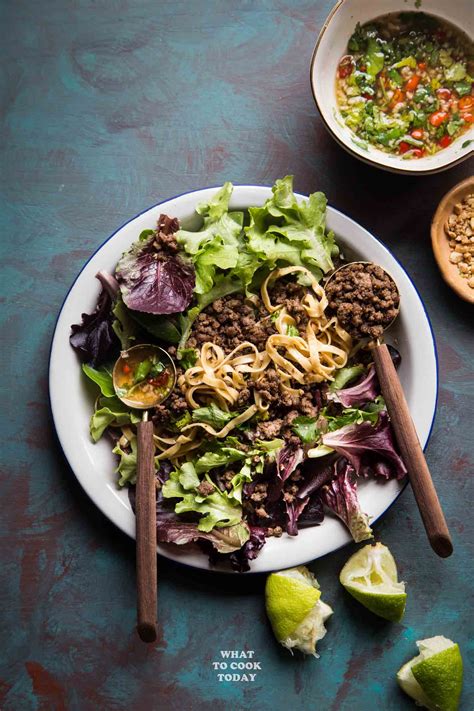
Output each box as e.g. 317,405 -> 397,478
444,194 -> 474,281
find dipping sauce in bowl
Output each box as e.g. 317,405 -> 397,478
335,12 -> 473,158
113,344 -> 176,409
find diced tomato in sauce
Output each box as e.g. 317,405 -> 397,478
338,55 -> 354,78
405,75 -> 420,92
438,135 -> 452,148
429,111 -> 448,127
459,96 -> 474,111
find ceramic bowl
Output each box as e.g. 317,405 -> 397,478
310,0 -> 474,174
49,185 -> 438,572
431,176 -> 474,303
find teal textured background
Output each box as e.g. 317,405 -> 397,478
1,1 -> 473,709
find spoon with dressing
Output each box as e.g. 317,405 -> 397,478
326,262 -> 453,558
113,344 -> 177,642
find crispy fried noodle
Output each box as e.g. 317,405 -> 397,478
155,266 -> 352,462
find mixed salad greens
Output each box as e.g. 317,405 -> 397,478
71,177 -> 407,571
336,12 -> 473,157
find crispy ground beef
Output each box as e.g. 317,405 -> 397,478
186,278 -> 310,352
270,279 -> 309,335
252,367 -> 321,440
326,262 -> 400,340
152,366 -> 187,425
152,213 -> 180,257
196,480 -> 215,496
186,293 -> 274,352
250,483 -> 268,503
254,368 -> 309,408
266,526 -> 283,537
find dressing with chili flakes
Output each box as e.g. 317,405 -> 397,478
114,346 -> 175,408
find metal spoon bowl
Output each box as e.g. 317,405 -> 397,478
112,343 -> 176,410
325,261 -> 401,340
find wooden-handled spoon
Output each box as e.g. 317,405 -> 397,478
372,343 -> 452,557
326,262 -> 452,558
136,418 -> 158,642
112,344 -> 178,642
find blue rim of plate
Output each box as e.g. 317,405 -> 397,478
48,184 -> 439,571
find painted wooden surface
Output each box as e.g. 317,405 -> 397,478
1,1 -> 472,709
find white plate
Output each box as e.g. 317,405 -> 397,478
49,186 -> 438,573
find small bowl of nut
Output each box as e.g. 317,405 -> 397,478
431,176 -> 474,305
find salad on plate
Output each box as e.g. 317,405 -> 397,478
70,176 -> 407,571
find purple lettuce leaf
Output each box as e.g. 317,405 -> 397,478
225,526 -> 267,572
268,445 -> 322,536
322,411 -> 407,479
70,288 -> 117,366
328,365 -> 379,408
320,459 -> 373,542
297,453 -> 339,499
267,445 -> 305,504
156,460 -> 173,485
115,235 -> 195,315
328,348 -> 401,408
129,468 -> 251,557
285,496 -> 309,536
203,524 -> 267,572
96,270 -> 120,299
357,458 -> 396,480
373,460 -> 393,479
157,520 -> 250,554
277,444 -> 305,481
297,494 -> 324,528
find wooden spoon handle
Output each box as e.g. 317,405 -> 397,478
136,420 -> 158,642
372,343 -> 453,558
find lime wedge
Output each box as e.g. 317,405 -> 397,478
265,566 -> 333,656
339,542 -> 406,622
397,636 -> 463,711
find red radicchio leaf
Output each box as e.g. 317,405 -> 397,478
223,526 -> 267,572
328,348 -> 401,408
322,411 -> 407,479
277,445 -> 305,482
297,494 -> 324,528
115,236 -> 195,315
328,365 -> 379,408
267,445 -> 305,504
320,458 -> 373,542
156,520 -> 250,554
285,496 -> 309,536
